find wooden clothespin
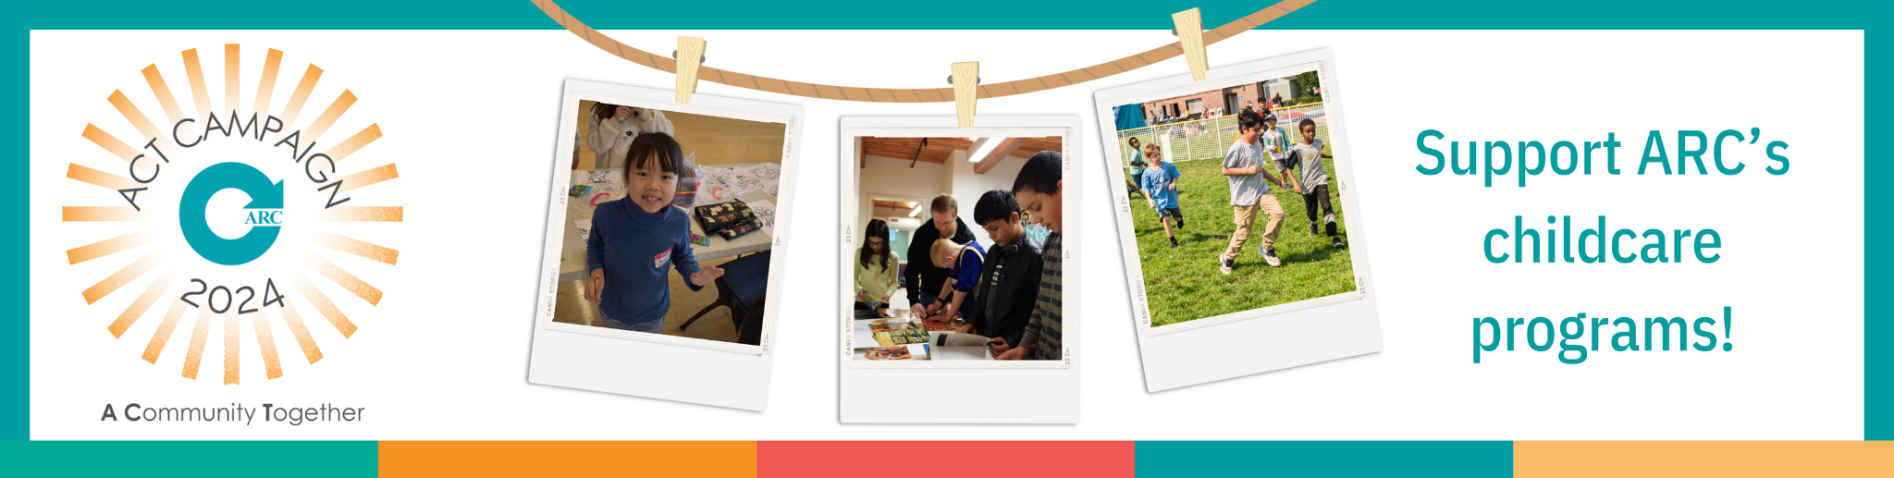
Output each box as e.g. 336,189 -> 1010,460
950,62 -> 979,128
675,36 -> 707,103
1172,9 -> 1208,82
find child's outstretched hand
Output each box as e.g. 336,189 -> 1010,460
690,266 -> 725,287
987,338 -> 1011,357
585,269 -> 606,304
995,347 -> 1029,360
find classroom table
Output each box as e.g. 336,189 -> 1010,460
557,165 -> 776,283
851,316 -> 993,361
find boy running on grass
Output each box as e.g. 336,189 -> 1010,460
1280,118 -> 1347,249
1141,143 -> 1185,248
1219,110 -> 1287,275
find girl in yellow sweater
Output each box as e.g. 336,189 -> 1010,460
854,219 -> 901,316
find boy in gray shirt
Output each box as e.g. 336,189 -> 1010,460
1219,111 -> 1288,275
1277,118 -> 1347,249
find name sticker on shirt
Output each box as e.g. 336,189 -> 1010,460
653,248 -> 671,269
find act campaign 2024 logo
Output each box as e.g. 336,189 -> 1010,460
62,44 -> 401,384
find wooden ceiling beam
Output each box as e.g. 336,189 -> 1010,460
974,137 -> 1027,174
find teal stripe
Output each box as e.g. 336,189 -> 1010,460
0,441 -> 378,477
2,0 -> 1887,30
1136,441 -> 1513,477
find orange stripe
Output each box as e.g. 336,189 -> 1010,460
141,64 -> 185,127
81,124 -> 141,162
1515,442 -> 1894,478
63,206 -> 143,222
222,309 -> 240,385
302,90 -> 356,144
379,442 -> 755,478
279,64 -> 323,128
276,301 -> 325,364
68,229 -> 157,265
310,230 -> 399,265
106,268 -> 174,338
288,272 -> 358,338
303,252 -> 383,306
107,90 -> 161,142
319,206 -> 403,222
323,124 -> 382,163
224,44 -> 240,114
253,308 -> 284,379
81,250 -> 164,305
182,48 -> 212,120
255,49 -> 284,115
333,163 -> 398,194
67,163 -> 142,191
223,309 -> 240,385
181,305 -> 212,380
141,298 -> 191,364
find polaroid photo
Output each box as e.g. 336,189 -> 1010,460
838,116 -> 1080,423
1093,48 -> 1382,392
528,79 -> 802,411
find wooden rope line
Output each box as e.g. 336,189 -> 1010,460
530,0 -> 1317,103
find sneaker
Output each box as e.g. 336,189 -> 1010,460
1260,247 -> 1282,267
1309,224 -> 1318,236
1332,237 -> 1349,249
1219,256 -> 1234,275
1176,218 -> 1185,230
1170,237 -> 1179,249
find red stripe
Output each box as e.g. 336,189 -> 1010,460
759,441 -> 1134,478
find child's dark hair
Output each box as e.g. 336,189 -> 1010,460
1298,118 -> 1317,133
859,219 -> 892,271
1011,150 -> 1062,196
590,102 -> 622,125
624,132 -> 685,176
1238,110 -> 1265,132
972,189 -> 1021,226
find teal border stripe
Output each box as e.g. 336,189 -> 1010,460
1137,441 -> 1513,477
0,441 -> 377,477
4,0 -> 1885,445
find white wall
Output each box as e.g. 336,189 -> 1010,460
859,153 -> 946,257
950,146 -> 1031,247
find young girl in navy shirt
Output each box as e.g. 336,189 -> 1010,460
583,133 -> 724,333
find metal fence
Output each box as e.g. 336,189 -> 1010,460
1112,102 -> 1331,168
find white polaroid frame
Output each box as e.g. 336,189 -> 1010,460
838,116 -> 1080,423
528,79 -> 802,411
1092,48 -> 1382,392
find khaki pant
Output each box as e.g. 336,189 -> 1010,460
1225,194 -> 1284,259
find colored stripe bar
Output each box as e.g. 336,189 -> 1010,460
380,441 -> 755,477
761,441 -> 1134,478
1137,441 -> 1511,477
1516,441 -> 1894,478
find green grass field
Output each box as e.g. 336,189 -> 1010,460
1123,137 -> 1357,327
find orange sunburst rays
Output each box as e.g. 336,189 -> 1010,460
65,43 -> 400,385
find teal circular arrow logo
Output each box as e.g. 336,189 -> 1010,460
180,162 -> 284,266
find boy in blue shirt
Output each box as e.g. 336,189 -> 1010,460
584,133 -> 725,333
925,237 -> 985,323
1141,143 -> 1184,249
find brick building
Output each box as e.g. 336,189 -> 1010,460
1137,77 -> 1301,124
